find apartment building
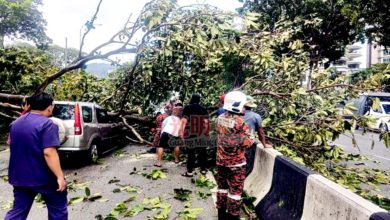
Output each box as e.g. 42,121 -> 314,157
327,42 -> 368,75
369,44 -> 390,66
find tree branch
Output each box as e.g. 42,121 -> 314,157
36,47 -> 136,92
79,0 -> 103,58
0,102 -> 22,110
251,90 -> 291,98
121,116 -> 152,145
0,111 -> 17,120
307,84 -> 356,92
0,93 -> 27,103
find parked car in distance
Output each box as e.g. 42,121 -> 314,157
51,101 -> 126,161
367,101 -> 390,132
343,92 -> 390,131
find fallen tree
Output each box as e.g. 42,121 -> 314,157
1,0 -> 390,209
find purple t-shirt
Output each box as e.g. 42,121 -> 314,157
8,112 -> 60,186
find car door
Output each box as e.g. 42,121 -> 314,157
96,108 -> 112,151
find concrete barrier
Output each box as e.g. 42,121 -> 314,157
245,145 -> 390,220
303,174 -> 389,220
244,145 -> 282,205
255,155 -> 315,220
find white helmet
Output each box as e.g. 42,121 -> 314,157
223,91 -> 247,114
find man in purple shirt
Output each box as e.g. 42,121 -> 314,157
5,92 -> 68,220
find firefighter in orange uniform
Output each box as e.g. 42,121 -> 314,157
216,91 -> 254,220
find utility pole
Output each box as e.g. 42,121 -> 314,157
64,37 -> 68,67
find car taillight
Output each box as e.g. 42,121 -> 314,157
74,103 -> 82,135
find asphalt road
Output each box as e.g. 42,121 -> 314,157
332,130 -> 390,199
332,130 -> 390,171
0,145 -> 217,220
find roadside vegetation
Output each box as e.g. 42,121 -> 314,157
0,0 -> 389,210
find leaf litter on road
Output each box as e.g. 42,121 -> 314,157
1,201 -> 13,210
174,188 -> 192,201
113,149 -> 128,157
108,177 -> 120,184
197,191 -> 211,199
192,175 -> 216,189
142,169 -> 168,180
112,184 -> 138,193
68,187 -> 103,205
0,175 -> 8,182
67,180 -> 91,191
177,202 -> 203,220
101,196 -> 172,219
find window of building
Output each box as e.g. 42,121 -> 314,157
383,58 -> 390,63
348,64 -> 360,69
384,49 -> 390,55
333,60 -> 346,66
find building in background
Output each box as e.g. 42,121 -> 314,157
325,40 -> 390,76
370,44 -> 390,66
327,42 -> 368,76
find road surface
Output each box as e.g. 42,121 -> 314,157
333,130 -> 390,171
332,130 -> 390,199
0,145 -> 217,220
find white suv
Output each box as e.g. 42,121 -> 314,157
52,101 -> 125,161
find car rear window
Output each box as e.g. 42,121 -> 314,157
53,104 -> 75,120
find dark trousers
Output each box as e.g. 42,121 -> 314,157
5,185 -> 68,220
186,147 -> 207,173
245,143 -> 257,176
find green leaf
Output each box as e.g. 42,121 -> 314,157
1,201 -> 13,210
197,191 -> 211,199
88,193 -> 103,201
123,196 -> 136,203
177,207 -> 203,220
143,169 -> 168,180
85,187 -> 91,197
120,185 -> 138,193
124,204 -> 144,217
192,175 -> 216,189
0,175 -> 8,182
110,202 -> 128,216
152,204 -> 172,220
68,196 -> 85,205
174,188 -> 192,201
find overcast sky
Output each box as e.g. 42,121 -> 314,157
41,0 -> 242,54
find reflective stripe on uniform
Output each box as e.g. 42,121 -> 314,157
228,193 -> 242,200
218,189 -> 228,193
227,162 -> 246,167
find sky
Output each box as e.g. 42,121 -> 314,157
39,0 -> 242,59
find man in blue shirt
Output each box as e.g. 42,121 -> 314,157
6,92 -> 67,220
244,96 -> 272,176
216,95 -> 226,117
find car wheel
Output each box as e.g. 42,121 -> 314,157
88,141 -> 100,163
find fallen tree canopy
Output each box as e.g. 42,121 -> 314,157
1,0 -> 390,210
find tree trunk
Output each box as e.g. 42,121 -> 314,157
0,34 -> 4,49
0,93 -> 27,104
307,61 -> 313,90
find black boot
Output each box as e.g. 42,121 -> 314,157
218,207 -> 227,220
226,213 -> 240,220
